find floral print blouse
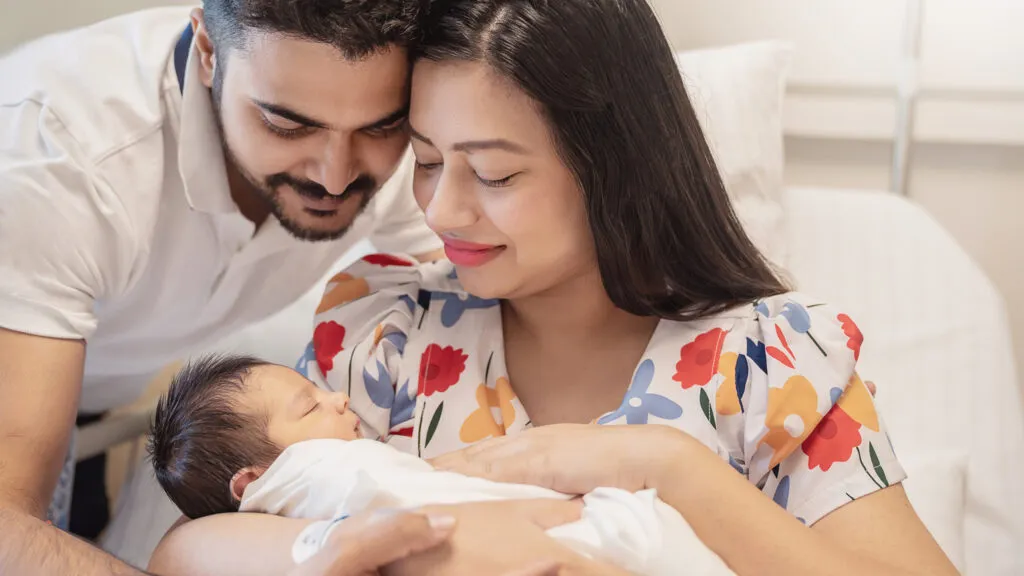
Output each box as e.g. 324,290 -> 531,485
300,254 -> 906,526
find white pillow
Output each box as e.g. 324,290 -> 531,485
675,41 -> 793,267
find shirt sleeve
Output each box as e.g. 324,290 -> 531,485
714,294 -> 907,526
301,254 -> 428,446
0,102 -> 135,340
367,153 -> 443,257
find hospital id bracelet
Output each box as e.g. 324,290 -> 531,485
291,513 -> 351,565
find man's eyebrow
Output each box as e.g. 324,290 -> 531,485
359,106 -> 410,132
254,100 -> 329,129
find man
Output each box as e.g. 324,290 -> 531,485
0,1 -> 446,573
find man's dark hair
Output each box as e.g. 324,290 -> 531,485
147,354 -> 281,519
202,0 -> 426,59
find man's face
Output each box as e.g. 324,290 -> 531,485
210,32 -> 411,241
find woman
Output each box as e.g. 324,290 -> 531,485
153,0 -> 958,574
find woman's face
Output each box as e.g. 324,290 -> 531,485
408,59 -> 596,300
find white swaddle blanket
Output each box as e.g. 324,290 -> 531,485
240,439 -> 734,576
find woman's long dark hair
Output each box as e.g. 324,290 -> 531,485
416,0 -> 789,321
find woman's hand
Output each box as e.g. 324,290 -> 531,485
429,424 -> 694,495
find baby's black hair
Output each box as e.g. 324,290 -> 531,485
147,354 -> 282,519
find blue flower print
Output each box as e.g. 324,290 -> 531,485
295,340 -> 316,377
773,476 -> 791,509
390,380 -> 416,429
432,292 -> 500,328
746,338 -> 768,373
398,294 -> 416,314
755,301 -> 770,317
363,360 -> 395,409
781,301 -> 827,356
598,359 -> 683,425
781,302 -> 810,332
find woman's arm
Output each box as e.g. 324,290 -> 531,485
649,427 -> 957,576
432,424 -> 959,576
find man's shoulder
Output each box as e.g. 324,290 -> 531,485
0,7 -> 191,164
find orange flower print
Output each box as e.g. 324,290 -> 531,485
715,352 -> 744,416
673,328 -> 727,389
837,373 -> 879,432
316,273 -> 370,313
838,314 -> 863,361
802,405 -> 862,471
460,377 -> 517,443
760,375 -> 822,468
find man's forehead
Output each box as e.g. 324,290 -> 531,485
231,34 -> 410,129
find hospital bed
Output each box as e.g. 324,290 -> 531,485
81,183 -> 1024,574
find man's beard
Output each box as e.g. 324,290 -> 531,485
211,69 -> 377,242
228,147 -> 377,242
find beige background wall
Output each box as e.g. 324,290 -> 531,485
2,0 -> 1022,381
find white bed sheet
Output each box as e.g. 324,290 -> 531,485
782,186 -> 1024,575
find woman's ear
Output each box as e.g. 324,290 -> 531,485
229,467 -> 264,502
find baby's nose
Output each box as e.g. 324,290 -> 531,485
332,392 -> 350,413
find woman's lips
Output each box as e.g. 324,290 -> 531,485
442,238 -> 505,268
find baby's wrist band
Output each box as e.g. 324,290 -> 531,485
291,513 -> 351,564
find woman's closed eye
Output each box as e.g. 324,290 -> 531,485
475,172 -> 519,188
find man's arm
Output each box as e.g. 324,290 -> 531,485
0,328 -> 146,575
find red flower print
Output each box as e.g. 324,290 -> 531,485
673,328 -> 727,389
838,314 -> 863,361
363,254 -> 415,267
314,321 -> 346,375
802,405 -> 862,471
418,344 -> 468,396
766,324 -> 796,369
391,426 -> 414,438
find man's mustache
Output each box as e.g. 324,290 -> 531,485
265,173 -> 377,202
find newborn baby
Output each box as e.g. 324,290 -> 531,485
148,354 -> 734,576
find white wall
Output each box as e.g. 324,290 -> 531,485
652,0 -> 1024,385
0,0 -> 193,53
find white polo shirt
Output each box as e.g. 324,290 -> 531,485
0,7 -> 441,413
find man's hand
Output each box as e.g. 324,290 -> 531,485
286,511 -> 456,576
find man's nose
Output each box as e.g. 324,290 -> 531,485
316,134 -> 358,195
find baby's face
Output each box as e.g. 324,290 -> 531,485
243,364 -> 363,448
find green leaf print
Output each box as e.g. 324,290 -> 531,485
869,443 -> 889,487
699,388 -> 716,429
425,402 -> 445,448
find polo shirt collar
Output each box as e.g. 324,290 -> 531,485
174,25 -> 238,215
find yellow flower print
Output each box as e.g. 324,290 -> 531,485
716,352 -> 742,416
760,375 -> 822,468
316,273 -> 370,313
459,377 -> 517,443
836,373 -> 879,432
